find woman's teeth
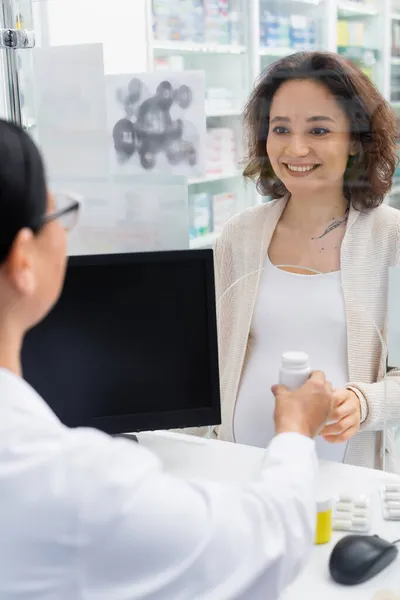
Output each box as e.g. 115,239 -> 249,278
286,164 -> 317,172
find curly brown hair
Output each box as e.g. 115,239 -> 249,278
243,51 -> 398,209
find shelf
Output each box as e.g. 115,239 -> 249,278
152,41 -> 247,54
337,46 -> 379,64
188,170 -> 242,185
392,13 -> 400,21
206,107 -> 242,118
337,1 -> 379,18
190,232 -> 218,250
290,0 -> 322,4
391,57 -> 400,65
260,47 -> 295,57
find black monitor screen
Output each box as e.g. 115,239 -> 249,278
21,250 -> 221,434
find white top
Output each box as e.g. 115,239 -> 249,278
234,256 -> 349,463
0,367 -> 319,600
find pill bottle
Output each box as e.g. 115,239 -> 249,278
279,351 -> 311,390
315,498 -> 333,545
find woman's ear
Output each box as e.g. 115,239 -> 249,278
4,228 -> 36,296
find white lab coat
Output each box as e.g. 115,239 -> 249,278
0,368 -> 318,599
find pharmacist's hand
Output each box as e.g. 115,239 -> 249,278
320,388 -> 361,443
272,371 -> 334,439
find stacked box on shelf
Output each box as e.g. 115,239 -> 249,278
392,65 -> 400,103
189,193 -> 213,240
189,191 -> 238,241
206,127 -> 237,174
393,19 -> 400,58
206,88 -> 236,112
153,0 -> 244,46
212,192 -> 237,233
337,20 -> 365,47
204,0 -> 229,44
259,7 -> 317,50
153,0 -> 205,43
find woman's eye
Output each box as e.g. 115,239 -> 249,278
311,127 -> 329,136
272,126 -> 289,135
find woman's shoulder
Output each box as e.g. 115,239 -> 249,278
216,198 -> 283,247
353,204 -> 400,265
359,203 -> 400,239
371,203 -> 400,225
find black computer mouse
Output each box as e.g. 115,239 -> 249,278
329,534 -> 398,585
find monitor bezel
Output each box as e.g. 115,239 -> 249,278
46,249 -> 222,434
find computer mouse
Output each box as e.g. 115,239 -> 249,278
329,534 -> 398,585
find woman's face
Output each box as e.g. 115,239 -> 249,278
266,79 -> 355,197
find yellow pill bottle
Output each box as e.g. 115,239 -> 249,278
315,498 -> 333,545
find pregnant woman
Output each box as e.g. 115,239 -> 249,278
214,51 -> 400,470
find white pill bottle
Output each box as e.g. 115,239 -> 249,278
279,351 -> 311,390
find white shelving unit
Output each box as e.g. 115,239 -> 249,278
148,0 -> 251,246
189,169 -> 243,185
152,41 -> 247,54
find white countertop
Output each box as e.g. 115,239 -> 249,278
137,430 -> 400,600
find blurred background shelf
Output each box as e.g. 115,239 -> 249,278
189,170 -> 243,185
189,232 -> 218,250
152,41 -> 247,54
206,107 -> 243,117
259,46 -> 295,57
337,1 -> 379,18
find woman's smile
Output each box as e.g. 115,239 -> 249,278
283,163 -> 321,177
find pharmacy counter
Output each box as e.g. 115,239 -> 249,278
138,430 -> 400,600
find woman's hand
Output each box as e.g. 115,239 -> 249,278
320,388 -> 361,443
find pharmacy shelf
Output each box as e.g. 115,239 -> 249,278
206,107 -> 243,117
290,0 -> 324,4
188,170 -> 242,185
259,46 -> 295,57
337,1 -> 379,18
152,41 -> 247,54
189,232 -> 218,250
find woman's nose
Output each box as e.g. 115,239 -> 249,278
286,134 -> 309,157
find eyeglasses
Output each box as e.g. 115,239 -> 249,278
40,191 -> 82,232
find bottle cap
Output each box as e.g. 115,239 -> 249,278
317,498 -> 332,513
281,351 -> 310,370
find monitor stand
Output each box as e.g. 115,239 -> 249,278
113,433 -> 139,443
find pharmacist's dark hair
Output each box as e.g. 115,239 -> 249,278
0,119 -> 47,265
243,51 -> 398,209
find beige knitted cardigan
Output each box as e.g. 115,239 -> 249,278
213,197 -> 400,472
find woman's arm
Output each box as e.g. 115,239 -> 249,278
346,369 -> 400,431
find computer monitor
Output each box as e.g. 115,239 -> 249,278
21,250 -> 221,434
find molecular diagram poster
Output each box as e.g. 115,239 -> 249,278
106,71 -> 206,177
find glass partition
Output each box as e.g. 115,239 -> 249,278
1,0 -> 400,464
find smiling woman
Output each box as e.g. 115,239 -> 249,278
244,51 -> 396,209
212,51 -> 400,472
